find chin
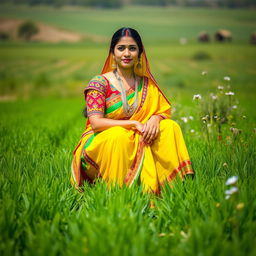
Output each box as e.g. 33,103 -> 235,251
119,63 -> 134,69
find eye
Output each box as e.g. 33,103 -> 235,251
129,46 -> 137,51
117,46 -> 124,51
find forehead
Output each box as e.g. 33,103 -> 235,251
116,36 -> 137,46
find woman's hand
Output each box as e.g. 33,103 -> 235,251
133,121 -> 144,134
142,115 -> 162,145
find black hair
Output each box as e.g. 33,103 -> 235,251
83,28 -> 143,118
109,27 -> 144,58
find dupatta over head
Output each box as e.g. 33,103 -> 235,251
101,45 -> 170,105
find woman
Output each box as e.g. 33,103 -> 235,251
71,27 -> 194,194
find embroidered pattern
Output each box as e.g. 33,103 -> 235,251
81,130 -> 94,139
136,77 -> 148,113
124,140 -> 145,186
161,160 -> 194,186
86,90 -> 105,116
83,150 -> 99,171
85,75 -> 107,95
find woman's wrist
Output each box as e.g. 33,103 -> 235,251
151,115 -> 163,122
130,120 -> 139,128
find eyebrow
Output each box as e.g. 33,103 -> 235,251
116,44 -> 137,47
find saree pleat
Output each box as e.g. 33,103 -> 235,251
71,75 -> 194,193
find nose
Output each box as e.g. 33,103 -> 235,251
124,47 -> 130,57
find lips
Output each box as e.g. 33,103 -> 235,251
122,59 -> 132,63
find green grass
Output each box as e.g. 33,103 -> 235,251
0,42 -> 255,117
0,98 -> 255,256
0,5 -> 256,256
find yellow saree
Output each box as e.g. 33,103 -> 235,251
71,47 -> 194,194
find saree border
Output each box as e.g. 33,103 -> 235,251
136,77 -> 148,113
81,130 -> 93,139
82,150 -> 99,171
71,141 -> 94,188
105,77 -> 144,114
124,140 -> 145,186
160,160 -> 194,186
79,134 -> 101,185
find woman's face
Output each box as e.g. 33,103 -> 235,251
113,36 -> 139,70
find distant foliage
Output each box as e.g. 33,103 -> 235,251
27,0 -> 123,8
192,51 -> 211,61
18,21 -> 39,40
0,31 -> 9,41
3,0 -> 255,8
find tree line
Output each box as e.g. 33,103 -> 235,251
2,0 -> 255,8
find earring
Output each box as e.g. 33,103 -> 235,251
112,56 -> 117,69
136,58 -> 142,69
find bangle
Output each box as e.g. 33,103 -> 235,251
152,115 -> 163,121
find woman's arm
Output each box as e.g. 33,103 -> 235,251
89,115 -> 144,133
86,88 -> 144,133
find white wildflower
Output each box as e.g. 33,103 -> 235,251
201,71 -> 207,76
218,85 -> 224,90
225,91 -> 235,96
225,186 -> 239,195
230,127 -> 242,135
181,117 -> 188,123
225,195 -> 230,200
180,230 -> 189,239
224,76 -> 231,81
190,129 -> 195,133
225,176 -> 238,186
232,105 -> 237,109
179,37 -> 187,45
201,115 -> 209,123
189,116 -> 194,120
207,123 -> 211,127
211,95 -> 218,100
193,94 -> 202,100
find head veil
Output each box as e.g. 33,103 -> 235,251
100,44 -> 170,105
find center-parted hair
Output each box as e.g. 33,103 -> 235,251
109,27 -> 144,57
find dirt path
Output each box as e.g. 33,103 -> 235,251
0,18 -> 106,43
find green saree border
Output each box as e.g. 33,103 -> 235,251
81,133 -> 99,170
105,77 -> 144,114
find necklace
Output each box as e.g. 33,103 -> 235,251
113,69 -> 139,117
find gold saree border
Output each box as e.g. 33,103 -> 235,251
136,77 -> 148,113
160,160 -> 194,186
124,140 -> 145,186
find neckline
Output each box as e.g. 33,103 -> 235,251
101,74 -> 143,93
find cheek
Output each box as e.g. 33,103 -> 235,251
133,50 -> 139,57
114,52 -> 122,59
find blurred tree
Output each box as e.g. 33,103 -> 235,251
0,32 -> 10,41
17,21 -> 39,40
4,0 -> 256,8
131,0 -> 168,6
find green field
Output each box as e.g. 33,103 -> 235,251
0,5 -> 256,256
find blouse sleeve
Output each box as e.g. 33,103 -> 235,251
86,89 -> 105,117
84,75 -> 107,117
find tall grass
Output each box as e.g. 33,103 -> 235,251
0,94 -> 255,255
